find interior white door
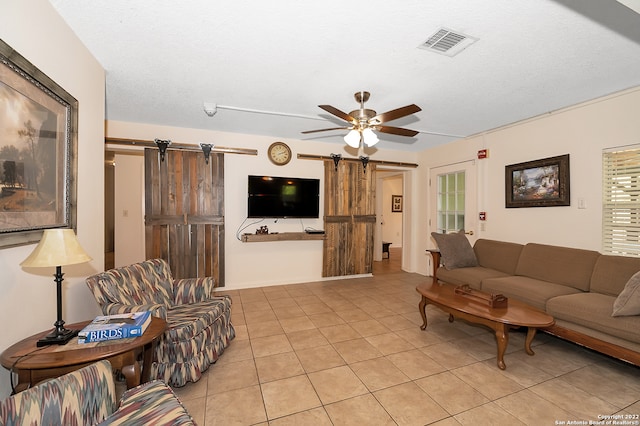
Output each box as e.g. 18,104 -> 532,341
429,160 -> 478,248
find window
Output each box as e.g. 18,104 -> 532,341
602,146 -> 640,257
436,171 -> 465,233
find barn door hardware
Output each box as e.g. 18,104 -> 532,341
200,143 -> 214,164
330,153 -> 342,171
359,156 -> 370,173
154,138 -> 171,162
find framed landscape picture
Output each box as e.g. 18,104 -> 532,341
0,40 -> 78,248
505,154 -> 570,208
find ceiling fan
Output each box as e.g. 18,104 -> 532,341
302,91 -> 422,148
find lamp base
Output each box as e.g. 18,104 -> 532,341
36,328 -> 79,347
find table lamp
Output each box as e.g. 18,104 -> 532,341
20,229 -> 92,347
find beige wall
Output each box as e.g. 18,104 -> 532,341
113,152 -> 145,267
106,121 -> 420,288
416,86 -> 640,276
381,175 -> 403,247
0,0 -> 105,398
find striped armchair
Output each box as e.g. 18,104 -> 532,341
85,259 -> 235,387
0,360 -> 195,425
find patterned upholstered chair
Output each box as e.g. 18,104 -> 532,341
85,259 -> 235,387
0,360 -> 195,425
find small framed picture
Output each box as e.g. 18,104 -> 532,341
392,195 -> 403,212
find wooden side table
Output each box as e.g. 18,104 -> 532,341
427,249 -> 441,279
1,317 -> 166,394
382,241 -> 391,259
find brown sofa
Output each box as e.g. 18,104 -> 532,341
432,239 -> 640,366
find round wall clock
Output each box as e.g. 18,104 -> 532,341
268,141 -> 292,166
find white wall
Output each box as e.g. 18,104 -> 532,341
0,0 -> 105,398
106,120 -> 420,289
381,175 -> 403,247
415,86 -> 640,277
114,152 -> 145,267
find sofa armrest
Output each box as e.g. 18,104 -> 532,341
0,360 -> 117,425
99,380 -> 196,425
173,277 -> 215,304
103,302 -> 168,320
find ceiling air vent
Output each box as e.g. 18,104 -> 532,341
419,28 -> 478,57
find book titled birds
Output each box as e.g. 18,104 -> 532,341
78,311 -> 152,344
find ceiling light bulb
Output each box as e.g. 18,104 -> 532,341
344,129 -> 361,148
362,128 -> 379,147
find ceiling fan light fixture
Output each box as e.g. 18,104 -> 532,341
344,129 -> 361,148
304,91 -> 421,146
362,128 -> 379,147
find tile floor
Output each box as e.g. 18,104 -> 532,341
172,249 -> 640,425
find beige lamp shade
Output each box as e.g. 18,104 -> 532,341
21,229 -> 92,268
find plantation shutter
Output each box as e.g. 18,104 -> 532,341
602,145 -> 640,257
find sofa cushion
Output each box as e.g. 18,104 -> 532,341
99,380 -> 196,425
612,271 -> 640,317
431,231 -> 478,269
89,260 -> 174,307
515,243 -> 600,291
0,360 -> 117,426
436,266 -> 510,290
547,293 -> 640,344
473,239 -> 524,275
590,254 -> 640,296
164,296 -> 233,342
481,276 -> 581,310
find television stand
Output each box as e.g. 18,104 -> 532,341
241,232 -> 325,242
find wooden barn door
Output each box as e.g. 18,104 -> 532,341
144,148 -> 225,285
323,160 -> 377,277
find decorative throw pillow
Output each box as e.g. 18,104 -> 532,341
612,271 -> 640,317
430,230 -> 478,270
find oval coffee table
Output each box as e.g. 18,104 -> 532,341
1,317 -> 166,393
416,279 -> 555,369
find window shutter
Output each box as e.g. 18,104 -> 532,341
602,146 -> 640,257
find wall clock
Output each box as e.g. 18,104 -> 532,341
268,141 -> 292,166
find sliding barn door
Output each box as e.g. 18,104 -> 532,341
323,160 -> 377,277
144,148 -> 225,285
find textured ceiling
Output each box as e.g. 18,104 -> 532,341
49,0 -> 640,152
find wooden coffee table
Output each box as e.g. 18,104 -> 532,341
1,317 -> 166,393
416,279 -> 554,369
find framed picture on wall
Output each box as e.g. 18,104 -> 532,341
392,195 -> 403,212
0,39 -> 78,248
505,154 -> 570,208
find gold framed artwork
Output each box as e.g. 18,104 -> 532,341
0,40 -> 78,248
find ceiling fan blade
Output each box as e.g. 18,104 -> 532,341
375,125 -> 420,137
318,105 -> 358,124
370,104 -> 422,124
301,126 -> 350,134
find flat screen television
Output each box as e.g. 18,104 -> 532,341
248,175 -> 320,218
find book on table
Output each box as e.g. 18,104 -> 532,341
78,311 -> 152,344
